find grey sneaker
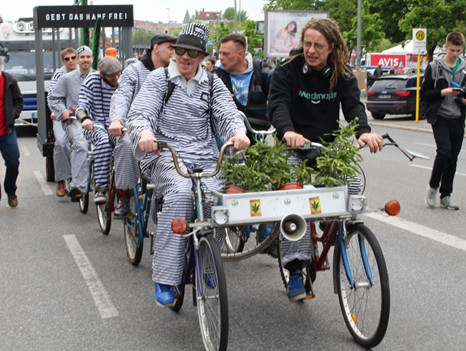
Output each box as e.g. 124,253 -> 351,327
94,187 -> 107,204
440,196 -> 459,210
425,186 -> 438,208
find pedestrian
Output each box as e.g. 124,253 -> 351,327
47,47 -> 78,197
268,17 -> 383,302
76,56 -> 122,204
422,31 -> 466,210
126,23 -> 249,307
109,33 -> 176,217
0,56 -> 23,208
203,56 -> 216,72
48,45 -> 93,201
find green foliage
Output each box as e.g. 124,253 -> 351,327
223,7 -> 248,22
220,137 -> 313,192
313,120 -> 363,188
132,29 -> 154,47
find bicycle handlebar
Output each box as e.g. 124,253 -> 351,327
238,111 -> 276,138
157,141 -> 234,179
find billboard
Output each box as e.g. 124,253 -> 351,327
264,10 -> 328,58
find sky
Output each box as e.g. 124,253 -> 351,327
0,0 -> 267,24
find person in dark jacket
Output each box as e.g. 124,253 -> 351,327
214,33 -> 278,257
213,33 -> 272,140
422,31 -> 466,210
268,18 -> 383,302
0,57 -> 23,207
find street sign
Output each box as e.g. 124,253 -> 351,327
412,28 -> 427,55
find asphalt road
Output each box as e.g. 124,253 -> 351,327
1,122 -> 466,350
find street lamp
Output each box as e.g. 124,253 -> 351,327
166,8 -> 170,34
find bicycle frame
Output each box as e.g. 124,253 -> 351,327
132,182 -> 155,246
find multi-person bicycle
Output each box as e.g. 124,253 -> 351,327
122,112 -> 427,349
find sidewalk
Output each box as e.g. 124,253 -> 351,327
368,116 -> 433,134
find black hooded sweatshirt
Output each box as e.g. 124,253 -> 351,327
268,54 -> 370,143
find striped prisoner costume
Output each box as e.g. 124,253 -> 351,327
108,59 -> 150,190
48,68 -> 90,193
77,72 -> 116,188
127,60 -> 246,286
48,66 -> 72,182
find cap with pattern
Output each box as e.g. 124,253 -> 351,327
170,23 -> 210,55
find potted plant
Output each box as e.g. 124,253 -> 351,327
312,119 -> 363,188
220,137 -> 313,192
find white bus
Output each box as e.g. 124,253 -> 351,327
0,17 -> 75,127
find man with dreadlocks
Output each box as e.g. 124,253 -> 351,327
268,18 -> 383,302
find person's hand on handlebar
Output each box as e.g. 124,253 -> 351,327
283,131 -> 310,147
81,118 -> 94,131
228,131 -> 250,152
108,120 -> 125,137
138,131 -> 160,155
358,132 -> 383,153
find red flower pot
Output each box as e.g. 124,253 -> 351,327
278,182 -> 303,190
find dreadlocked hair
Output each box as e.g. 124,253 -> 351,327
297,18 -> 351,93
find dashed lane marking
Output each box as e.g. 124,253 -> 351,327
63,234 -> 119,319
364,212 -> 466,253
33,170 -> 53,195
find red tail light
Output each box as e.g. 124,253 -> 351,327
395,90 -> 410,97
367,91 -> 375,97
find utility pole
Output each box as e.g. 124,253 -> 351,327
356,0 -> 362,67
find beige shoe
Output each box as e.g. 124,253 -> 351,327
56,181 -> 68,197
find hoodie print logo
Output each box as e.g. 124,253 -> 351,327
299,90 -> 337,104
232,79 -> 249,106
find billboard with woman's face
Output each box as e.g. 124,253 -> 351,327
264,10 -> 328,58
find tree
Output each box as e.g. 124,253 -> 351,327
399,0 -> 466,60
223,7 -> 248,22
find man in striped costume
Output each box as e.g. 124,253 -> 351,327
48,47 -> 77,198
48,45 -> 93,201
76,56 -> 122,204
109,33 -> 176,218
127,23 -> 250,307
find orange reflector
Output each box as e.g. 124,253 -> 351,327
351,313 -> 358,324
171,217 -> 188,234
385,200 -> 401,216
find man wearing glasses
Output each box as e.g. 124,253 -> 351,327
127,23 -> 249,307
48,45 -> 93,201
48,47 -> 78,198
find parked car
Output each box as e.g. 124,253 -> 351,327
366,74 -> 425,120
366,67 -> 390,89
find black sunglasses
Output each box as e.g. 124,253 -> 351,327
174,47 -> 201,58
64,56 -> 77,61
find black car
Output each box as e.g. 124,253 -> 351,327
366,74 -> 425,120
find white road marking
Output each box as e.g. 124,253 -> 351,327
63,235 -> 119,319
410,164 -> 466,177
364,212 -> 466,252
21,144 -> 31,156
33,170 -> 53,195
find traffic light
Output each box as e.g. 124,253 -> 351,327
164,28 -> 168,34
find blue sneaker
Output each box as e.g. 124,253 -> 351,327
154,283 -> 175,307
287,272 -> 306,302
204,273 -> 217,289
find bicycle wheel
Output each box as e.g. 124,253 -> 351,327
79,159 -> 93,214
334,223 -> 390,348
221,223 -> 280,261
79,192 -> 89,214
96,196 -> 112,235
124,192 -> 143,266
195,234 -> 229,351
